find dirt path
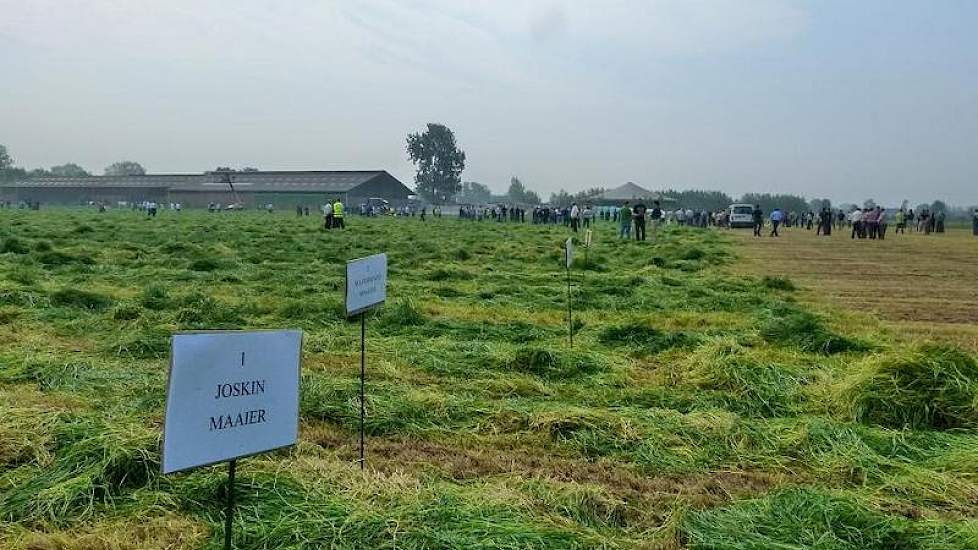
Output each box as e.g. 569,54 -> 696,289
729,225 -> 978,349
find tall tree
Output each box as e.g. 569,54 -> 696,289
507,176 -> 527,203
50,163 -> 90,177
506,176 -> 543,205
549,189 -> 572,207
104,161 -> 146,176
808,198 -> 832,211
0,144 -> 27,182
0,144 -> 11,172
458,181 -> 492,204
406,123 -> 466,203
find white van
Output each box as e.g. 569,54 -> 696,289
728,204 -> 755,228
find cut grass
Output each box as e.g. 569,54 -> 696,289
842,343 -> 978,430
761,306 -> 868,354
1,209 -> 977,548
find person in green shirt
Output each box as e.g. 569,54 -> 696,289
619,202 -> 632,239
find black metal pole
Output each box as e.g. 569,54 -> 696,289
359,311 -> 366,471
224,459 -> 236,550
566,266 -> 573,347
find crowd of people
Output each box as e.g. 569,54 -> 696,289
449,200 -> 977,243
5,197 -> 977,238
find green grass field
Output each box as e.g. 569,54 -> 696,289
2,209 -> 978,549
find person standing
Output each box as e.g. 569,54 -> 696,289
894,209 -> 906,234
866,207 -> 879,239
877,207 -> 887,240
332,199 -> 345,229
752,205 -> 763,237
818,207 -> 832,236
849,208 -> 862,239
632,200 -> 647,241
569,203 -> 580,232
973,208 -> 978,236
769,208 -> 783,237
649,200 -> 663,240
619,202 -> 632,239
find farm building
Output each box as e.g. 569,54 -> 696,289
0,170 -> 414,209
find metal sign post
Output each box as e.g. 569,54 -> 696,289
565,238 -> 574,347
359,311 -> 366,470
224,459 -> 236,550
345,253 -> 388,470
584,229 -> 592,267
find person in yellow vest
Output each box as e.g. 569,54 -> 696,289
332,200 -> 345,229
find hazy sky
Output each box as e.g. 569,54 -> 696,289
2,1 -> 976,205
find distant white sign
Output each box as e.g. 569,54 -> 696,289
162,330 -> 302,474
565,237 -> 574,269
346,253 -> 387,316
584,229 -> 593,248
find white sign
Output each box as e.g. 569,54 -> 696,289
162,330 -> 302,474
565,237 -> 574,269
346,253 -> 387,316
584,229 -> 593,248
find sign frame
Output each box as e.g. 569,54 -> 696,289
161,329 -> 303,475
345,253 -> 388,317
565,237 -> 574,269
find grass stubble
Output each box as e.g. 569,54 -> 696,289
0,209 -> 977,548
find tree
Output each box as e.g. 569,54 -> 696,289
740,193 -> 809,214
505,176 -> 542,205
406,123 -> 466,203
457,181 -> 492,204
50,163 -> 90,177
104,161 -> 146,176
0,144 -> 27,182
931,200 -> 948,214
0,145 -> 11,171
549,189 -> 572,207
863,198 -> 877,209
808,198 -> 831,211
507,177 -> 527,203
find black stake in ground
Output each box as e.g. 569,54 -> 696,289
224,458 -> 236,550
359,311 -> 366,470
567,268 -> 573,347
564,246 -> 574,347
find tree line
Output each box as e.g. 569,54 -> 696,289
0,144 -> 264,182
0,144 -> 148,181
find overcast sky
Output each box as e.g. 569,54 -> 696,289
2,1 -> 976,205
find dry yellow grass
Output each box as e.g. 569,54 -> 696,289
730,225 -> 978,351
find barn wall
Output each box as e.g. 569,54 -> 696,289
1,187 -> 168,205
